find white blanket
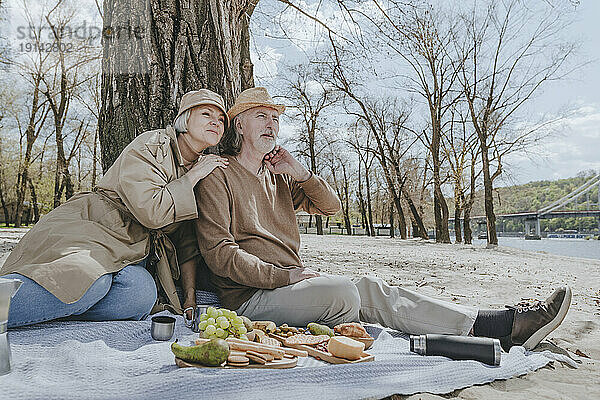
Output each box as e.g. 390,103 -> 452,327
0,312 -> 566,399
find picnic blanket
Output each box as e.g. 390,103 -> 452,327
1,311 -> 574,400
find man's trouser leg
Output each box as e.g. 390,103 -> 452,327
354,276 -> 477,335
236,274 -> 477,335
235,275 -> 361,327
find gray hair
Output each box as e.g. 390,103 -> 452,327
219,114 -> 244,156
173,109 -> 191,134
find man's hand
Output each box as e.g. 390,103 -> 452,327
183,299 -> 195,320
289,267 -> 320,284
264,146 -> 311,181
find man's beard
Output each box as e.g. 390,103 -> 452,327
255,132 -> 276,154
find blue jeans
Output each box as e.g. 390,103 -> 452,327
4,262 -> 157,328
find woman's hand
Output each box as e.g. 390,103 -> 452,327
187,154 -> 229,185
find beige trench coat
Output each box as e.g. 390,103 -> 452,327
0,126 -> 199,314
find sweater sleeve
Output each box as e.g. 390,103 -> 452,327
116,143 -> 198,229
194,172 -> 292,289
288,172 -> 341,215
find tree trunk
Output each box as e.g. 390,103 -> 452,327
481,143 -> 498,245
15,167 -> 29,228
15,80 -> 43,227
341,163 -> 352,236
0,181 -> 8,226
391,195 -> 406,239
403,191 -> 429,239
364,167 -> 375,237
389,203 -> 395,238
308,129 -> 323,235
463,204 -> 473,244
99,0 -> 256,171
432,119 -> 450,243
52,129 -> 70,208
28,178 -> 40,223
356,165 -> 368,233
454,187 -> 462,243
462,154 -> 477,244
92,126 -> 99,187
315,215 -> 323,235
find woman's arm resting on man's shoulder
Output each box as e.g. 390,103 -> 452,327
117,148 -> 198,229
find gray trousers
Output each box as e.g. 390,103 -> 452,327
236,275 -> 478,335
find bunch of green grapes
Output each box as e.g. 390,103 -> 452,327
197,307 -> 248,340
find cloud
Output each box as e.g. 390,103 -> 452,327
252,44 -> 284,82
504,103 -> 600,182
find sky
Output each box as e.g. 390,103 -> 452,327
1,0 -> 598,186
249,0 -> 600,186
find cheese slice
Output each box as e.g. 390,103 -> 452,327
327,336 -> 365,360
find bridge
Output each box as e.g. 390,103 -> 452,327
451,174 -> 600,239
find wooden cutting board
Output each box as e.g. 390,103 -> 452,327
175,356 -> 298,369
269,334 -> 374,364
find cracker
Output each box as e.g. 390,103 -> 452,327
284,334 -> 330,346
260,336 -> 281,347
245,351 -> 267,365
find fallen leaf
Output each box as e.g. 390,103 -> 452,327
575,349 -> 590,359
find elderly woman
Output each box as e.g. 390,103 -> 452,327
1,89 -> 228,328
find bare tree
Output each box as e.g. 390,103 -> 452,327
346,125 -> 376,236
441,105 -> 479,243
455,0 -> 579,245
40,2 -> 100,206
323,138 -> 353,235
1,6 -> 53,226
371,3 -> 464,243
281,63 -> 339,235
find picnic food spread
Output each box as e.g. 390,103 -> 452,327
172,307 -> 375,369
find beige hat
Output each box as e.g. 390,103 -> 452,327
227,87 -> 286,121
176,89 -> 229,127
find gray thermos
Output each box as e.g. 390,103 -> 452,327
410,334 -> 501,366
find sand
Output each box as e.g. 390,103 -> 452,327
1,228 -> 599,399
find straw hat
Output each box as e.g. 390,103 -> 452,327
175,89 -> 229,127
227,87 -> 285,121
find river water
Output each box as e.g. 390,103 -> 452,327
471,237 -> 600,261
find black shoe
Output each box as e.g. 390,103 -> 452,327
500,286 -> 572,351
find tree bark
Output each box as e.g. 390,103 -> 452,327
28,177 -> 40,223
388,202 -> 395,238
356,163 -> 368,233
0,179 -> 8,226
341,163 -> 352,236
454,186 -> 462,243
99,0 -> 256,171
481,142 -> 498,245
462,151 -> 477,244
308,128 -> 323,235
364,168 -> 375,237
403,191 -> 428,239
92,126 -> 98,188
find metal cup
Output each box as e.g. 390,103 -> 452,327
184,305 -> 211,332
150,316 -> 175,341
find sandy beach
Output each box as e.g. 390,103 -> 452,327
1,228 -> 599,399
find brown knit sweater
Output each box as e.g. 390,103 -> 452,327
194,156 -> 341,310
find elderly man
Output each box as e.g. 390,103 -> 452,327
191,87 -> 571,351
